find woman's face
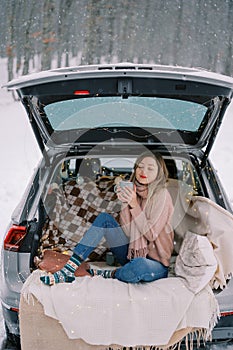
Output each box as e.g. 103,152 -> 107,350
135,157 -> 158,184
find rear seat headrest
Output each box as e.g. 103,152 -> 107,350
78,158 -> 101,181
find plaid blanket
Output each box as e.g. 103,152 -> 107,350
38,177 -> 122,259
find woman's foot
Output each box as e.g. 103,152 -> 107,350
88,268 -> 116,278
40,253 -> 82,285
40,273 -> 75,285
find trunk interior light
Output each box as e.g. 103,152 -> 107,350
4,225 -> 27,252
74,90 -> 90,95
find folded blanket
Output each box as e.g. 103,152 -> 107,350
19,295 -> 196,350
21,230 -> 220,348
175,231 -> 218,293
21,269 -> 219,348
168,179 -> 233,289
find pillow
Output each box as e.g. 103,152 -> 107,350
175,231 -> 217,293
36,250 -> 91,277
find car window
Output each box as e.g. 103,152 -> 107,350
48,156 -> 202,197
44,97 -> 207,132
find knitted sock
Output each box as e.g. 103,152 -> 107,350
40,253 -> 82,285
88,268 -> 115,278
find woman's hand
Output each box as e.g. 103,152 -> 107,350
116,185 -> 138,208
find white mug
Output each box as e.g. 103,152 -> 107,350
114,181 -> 134,193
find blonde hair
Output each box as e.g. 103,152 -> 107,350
131,151 -> 168,202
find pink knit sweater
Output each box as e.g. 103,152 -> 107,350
120,188 -> 174,267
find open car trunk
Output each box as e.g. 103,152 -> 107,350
19,152 -> 228,349
4,64 -> 233,347
5,63 -> 233,168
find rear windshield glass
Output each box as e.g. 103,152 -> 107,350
44,96 -> 207,132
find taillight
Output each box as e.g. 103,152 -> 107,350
4,225 -> 27,252
220,311 -> 233,317
10,307 -> 19,313
73,90 -> 90,95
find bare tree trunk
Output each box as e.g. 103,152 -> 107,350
22,1 -> 36,75
172,0 -> 183,65
225,0 -> 233,76
41,0 -> 55,71
81,0 -> 104,65
6,1 -> 15,82
56,0 -> 73,67
57,0 -> 63,68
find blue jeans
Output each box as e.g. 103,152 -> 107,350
114,256 -> 168,283
74,212 -> 129,266
74,212 -> 168,283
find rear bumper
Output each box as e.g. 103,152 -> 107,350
212,314 -> 233,339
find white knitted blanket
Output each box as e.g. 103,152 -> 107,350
22,269 -> 219,347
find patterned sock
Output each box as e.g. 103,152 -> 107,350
40,253 -> 82,285
88,268 -> 115,278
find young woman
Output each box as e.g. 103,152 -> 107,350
40,151 -> 174,285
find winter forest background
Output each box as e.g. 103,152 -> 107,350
1,0 -> 233,82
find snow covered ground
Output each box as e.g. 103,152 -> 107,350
0,58 -> 233,347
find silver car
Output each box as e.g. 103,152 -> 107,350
1,63 -> 233,348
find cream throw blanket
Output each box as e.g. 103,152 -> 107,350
21,270 -> 218,348
21,229 -> 219,348
168,180 -> 233,289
